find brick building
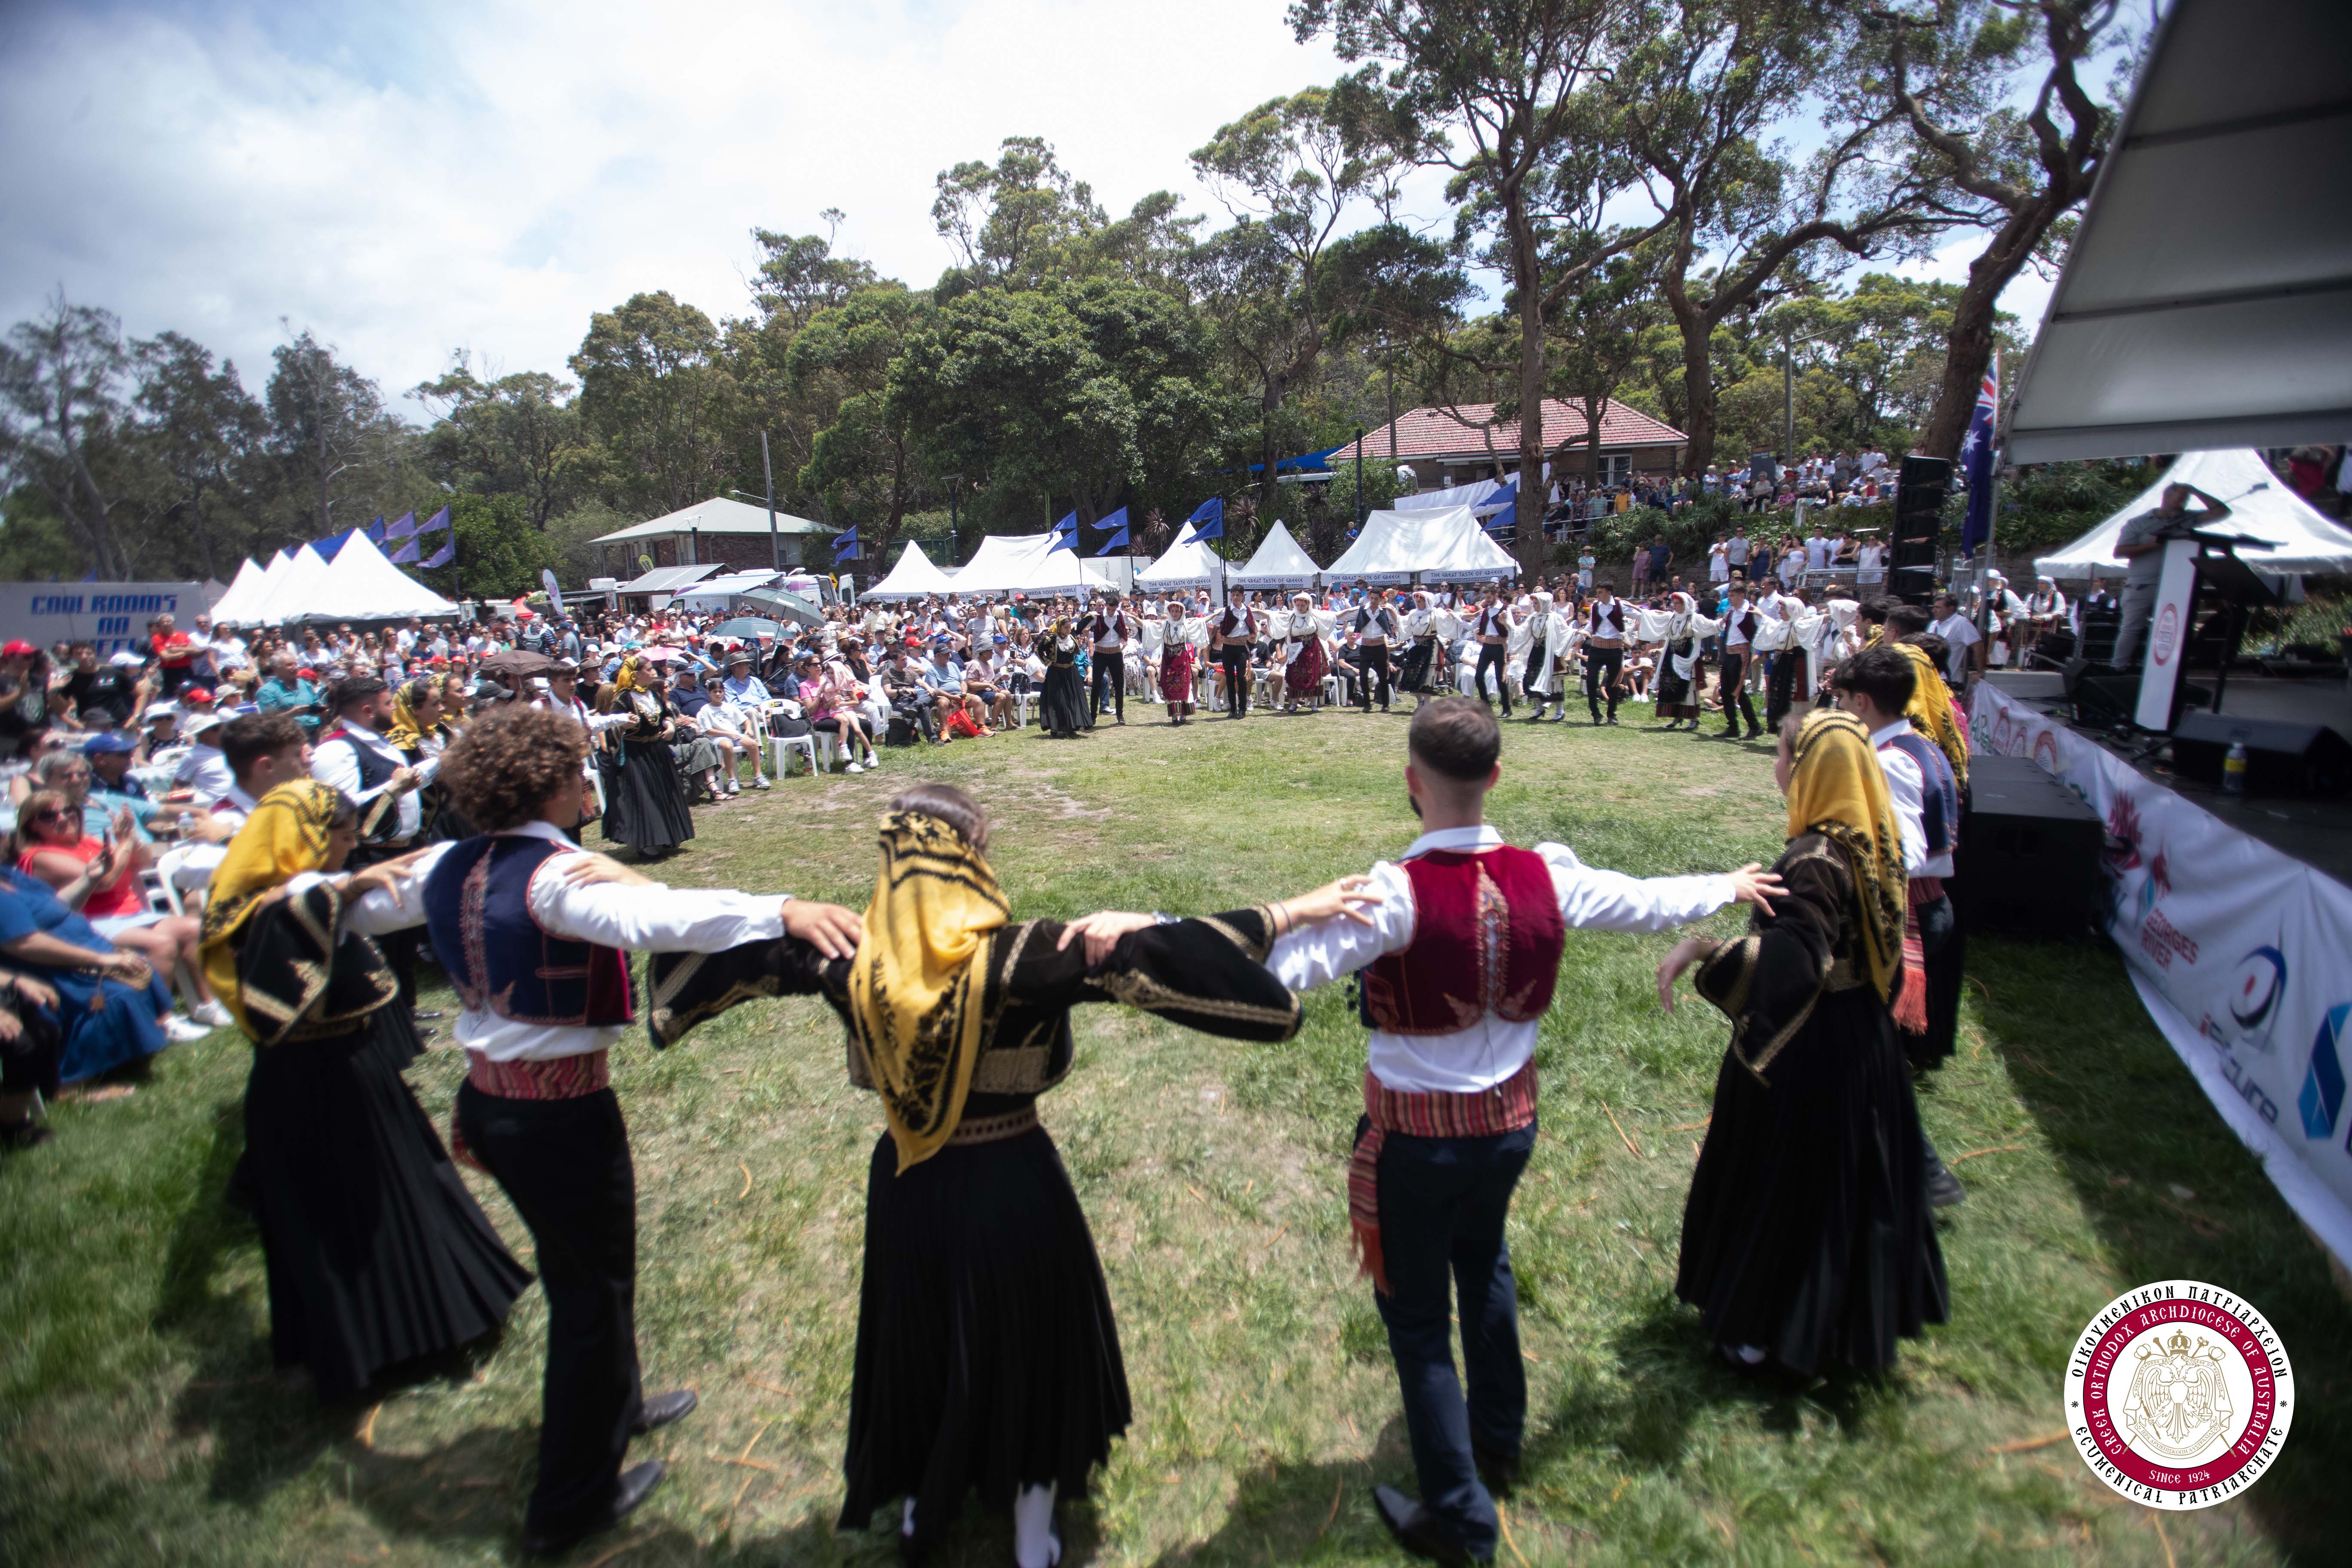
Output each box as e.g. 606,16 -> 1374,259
1342,399 -> 1687,492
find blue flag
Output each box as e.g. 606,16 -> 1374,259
418,505 -> 451,534
423,539 -> 455,569
390,536 -> 422,564
1048,511 -> 1078,552
1182,497 -> 1223,542
1476,478 -> 1519,531
385,511 -> 416,541
366,516 -> 385,545
1960,351 -> 1999,557
833,527 -> 861,563
1095,525 -> 1130,557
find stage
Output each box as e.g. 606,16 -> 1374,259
1981,669 -> 2352,888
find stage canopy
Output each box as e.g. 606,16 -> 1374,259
1228,520 -> 1323,590
205,557 -> 268,624
2033,449 -> 2352,579
862,541 -> 956,600
1133,535 -> 1226,591
1323,506 -> 1521,585
2003,0 -> 2352,462
947,533 -> 1114,597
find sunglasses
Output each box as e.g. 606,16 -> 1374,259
30,807 -> 72,822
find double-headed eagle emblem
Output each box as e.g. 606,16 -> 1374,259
2122,1329 -> 2234,1460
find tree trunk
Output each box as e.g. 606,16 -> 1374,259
1512,217 -> 1549,580
1660,265 -> 1716,478
1918,201 -> 2046,460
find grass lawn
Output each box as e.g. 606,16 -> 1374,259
4,701 -> 2346,1566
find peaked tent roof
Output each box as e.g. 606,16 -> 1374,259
948,533 -> 1114,597
294,531 -> 460,620
1323,506 -> 1520,585
1229,521 -> 1323,588
590,496 -> 830,542
2034,449 -> 2352,579
244,545 -> 333,625
1134,535 -> 1227,590
206,557 -> 268,624
219,551 -> 294,626
862,540 -> 957,600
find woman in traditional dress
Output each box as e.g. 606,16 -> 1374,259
1037,618 -> 1090,739
594,654 -> 695,857
1279,592 -> 1326,713
197,781 -> 531,1401
1656,710 -> 1948,1375
644,784 -> 1304,1568
1396,591 -> 1442,701
1158,598 -> 1199,724
1518,590 -> 1571,722
1642,591 -> 1719,733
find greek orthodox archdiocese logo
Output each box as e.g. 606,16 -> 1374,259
2153,603 -> 2181,665
2066,1280 -> 2292,1509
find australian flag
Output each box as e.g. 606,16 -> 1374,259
1960,351 -> 1998,557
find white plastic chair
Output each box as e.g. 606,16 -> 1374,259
769,732 -> 818,777
814,730 -> 840,772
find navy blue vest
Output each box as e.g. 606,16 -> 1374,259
1885,731 -> 1959,859
423,835 -> 635,1027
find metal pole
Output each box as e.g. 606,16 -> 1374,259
760,430 -> 781,573
1354,425 -> 1366,527
1783,334 -> 1794,472
948,482 -> 960,565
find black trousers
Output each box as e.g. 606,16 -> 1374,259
1366,1119 -> 1535,1559
1765,650 -> 1807,731
1357,643 -> 1392,709
1219,645 -> 1250,716
1717,649 -> 1759,732
0,997 -> 61,1100
1473,643 -> 1511,710
1584,646 -> 1624,720
1091,650 -> 1124,721
455,1083 -> 643,1543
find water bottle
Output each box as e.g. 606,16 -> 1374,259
2222,741 -> 2248,796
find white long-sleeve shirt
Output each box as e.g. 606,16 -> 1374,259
344,820 -> 790,1061
313,723 -> 433,842
1869,719 -> 1938,878
1267,824 -> 1735,1094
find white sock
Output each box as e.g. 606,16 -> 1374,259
1012,1482 -> 1058,1568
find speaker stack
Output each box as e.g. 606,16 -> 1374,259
1955,753 -> 2105,937
1890,456 -> 1950,607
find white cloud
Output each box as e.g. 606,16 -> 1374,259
0,0 -> 1363,406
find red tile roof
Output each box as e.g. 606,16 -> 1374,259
1344,398 -> 1687,464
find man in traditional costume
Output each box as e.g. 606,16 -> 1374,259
1210,596 -> 1254,719
641,784 -> 1305,1568
1067,700 -> 1776,1564
338,705 -> 867,1556
1579,585 -> 1632,725
1466,587 -> 1514,714
1657,710 -> 1949,1376
1715,584 -> 1765,740
1348,589 -> 1402,713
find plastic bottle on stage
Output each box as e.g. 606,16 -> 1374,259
2223,741 -> 2248,796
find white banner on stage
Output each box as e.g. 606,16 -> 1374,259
1970,683 -> 2352,1269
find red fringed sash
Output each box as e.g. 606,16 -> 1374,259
1349,1059 -> 1537,1295
1893,878 -> 1945,1036
448,1049 -> 612,1171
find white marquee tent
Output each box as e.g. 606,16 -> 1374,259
2033,449 -> 2352,580
217,551 -> 294,626
1228,521 -> 1323,590
241,545 -> 332,625
862,541 -> 958,600
1133,535 -> 1226,592
206,557 -> 269,624
223,536 -> 458,624
948,533 -> 1115,597
1323,506 -> 1520,585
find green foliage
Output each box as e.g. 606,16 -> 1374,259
0,489 -> 80,580
1991,458 -> 2162,557
569,291 -> 740,518
409,361 -> 588,530
431,490 -> 555,600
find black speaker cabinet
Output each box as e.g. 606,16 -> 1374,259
1891,456 -> 1951,606
1956,753 -> 2104,937
2171,712 -> 2352,796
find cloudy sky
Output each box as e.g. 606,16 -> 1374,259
0,0 -> 2051,413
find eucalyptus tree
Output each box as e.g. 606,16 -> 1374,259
570,292 -> 742,519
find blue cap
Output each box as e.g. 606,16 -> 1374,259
81,730 -> 137,754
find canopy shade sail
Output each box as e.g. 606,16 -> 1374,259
861,540 -> 957,600
2033,449 -> 2352,579
1227,520 -> 1323,589
2003,0 -> 2352,462
1323,507 -> 1520,585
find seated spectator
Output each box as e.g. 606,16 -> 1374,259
808,655 -> 882,770
694,676 -> 770,795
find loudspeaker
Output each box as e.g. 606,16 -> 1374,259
2077,604 -> 2119,665
1890,456 -> 1950,606
1956,753 -> 2104,937
2064,660 -> 2139,728
2171,712 -> 2352,796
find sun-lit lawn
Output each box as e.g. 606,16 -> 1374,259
4,700 -> 2346,1566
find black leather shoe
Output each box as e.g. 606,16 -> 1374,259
1471,1437 -> 1520,1496
631,1388 -> 698,1435
523,1459 -> 665,1557
1925,1157 -> 1969,1209
1371,1483 -> 1476,1566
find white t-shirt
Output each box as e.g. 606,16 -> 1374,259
1930,613 -> 1982,680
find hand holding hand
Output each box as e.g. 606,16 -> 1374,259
1056,910 -> 1157,966
782,899 -> 864,961
1723,863 -> 1783,911
1277,874 -> 1384,932
1655,935 -> 1709,1014
343,846 -> 432,902
388,766 -> 421,794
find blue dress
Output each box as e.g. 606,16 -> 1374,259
0,868 -> 174,1083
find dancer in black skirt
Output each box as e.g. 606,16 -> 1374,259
1656,710 -> 1948,1375
1037,618 -> 1090,739
646,784 -> 1302,1568
195,781 -> 530,1402
594,653 -> 695,856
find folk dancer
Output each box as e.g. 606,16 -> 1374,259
312,676 -> 432,1049
1168,699 -> 1774,1562
1350,590 -> 1402,713
1280,593 -> 1329,714
1211,598 -> 1254,720
1396,591 -> 1449,704
1085,596 -> 1136,725
337,706 -> 868,1556
1580,586 -> 1630,725
1639,591 -> 1718,732
1467,588 -> 1514,714
642,784 -> 1305,1568
1158,599 -> 1203,724
1657,710 -> 1949,1375
1715,584 -> 1764,740
1514,591 -> 1570,723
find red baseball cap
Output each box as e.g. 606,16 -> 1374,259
183,686 -> 215,704
297,667 -> 318,680
1,640 -> 36,658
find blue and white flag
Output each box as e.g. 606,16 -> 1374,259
422,539 -> 455,569
1475,478 -> 1519,530
1960,350 -> 1998,557
1181,497 -> 1222,543
417,505 -> 451,534
384,511 -> 417,541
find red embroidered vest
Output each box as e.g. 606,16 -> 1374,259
1359,846 -> 1565,1034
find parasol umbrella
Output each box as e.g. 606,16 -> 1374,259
712,616 -> 784,643
637,644 -> 689,663
740,588 -> 824,629
477,648 -> 555,679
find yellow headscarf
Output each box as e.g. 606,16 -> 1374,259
383,678 -> 434,753
1785,710 -> 1907,1004
196,781 -> 347,1040
1893,640 -> 1969,789
847,810 -> 1011,1173
612,654 -> 653,694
